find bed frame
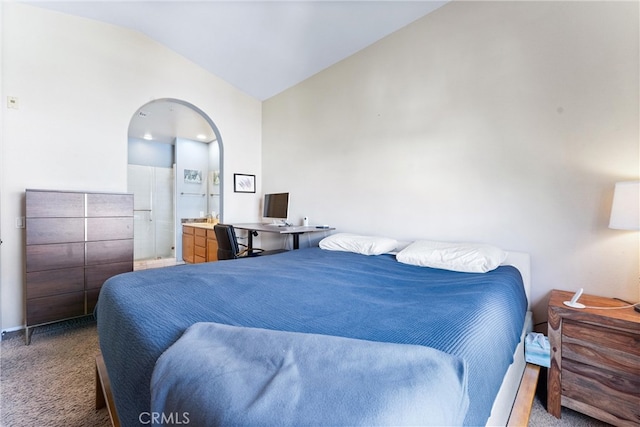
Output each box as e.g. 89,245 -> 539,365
487,251 -> 536,426
95,250 -> 538,427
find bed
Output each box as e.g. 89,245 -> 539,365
95,241 -> 532,426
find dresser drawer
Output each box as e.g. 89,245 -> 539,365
26,243 -> 85,272
87,217 -> 134,241
26,218 -> 84,245
87,193 -> 133,217
86,240 -> 134,265
26,292 -> 85,326
85,261 -> 133,289
26,191 -> 84,218
26,267 -> 85,299
195,227 -> 207,237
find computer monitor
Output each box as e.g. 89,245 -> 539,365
263,192 -> 289,221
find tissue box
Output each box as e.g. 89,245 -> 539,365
525,332 -> 550,368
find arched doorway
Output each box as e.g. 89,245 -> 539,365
127,98 -> 223,268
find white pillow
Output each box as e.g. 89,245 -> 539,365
396,240 -> 507,273
319,233 -> 398,256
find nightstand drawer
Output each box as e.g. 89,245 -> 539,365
562,360 -> 640,424
563,320 -> 640,376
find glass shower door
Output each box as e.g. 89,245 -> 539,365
128,165 -> 175,261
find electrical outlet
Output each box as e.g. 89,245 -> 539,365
15,217 -> 25,228
7,96 -> 19,110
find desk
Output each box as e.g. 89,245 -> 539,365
233,223 -> 335,253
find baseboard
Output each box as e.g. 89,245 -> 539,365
1,326 -> 25,341
2,316 -> 96,343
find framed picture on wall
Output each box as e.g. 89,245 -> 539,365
184,169 -> 202,184
234,173 -> 256,193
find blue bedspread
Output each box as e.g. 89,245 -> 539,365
151,322 -> 469,426
96,247 -> 527,426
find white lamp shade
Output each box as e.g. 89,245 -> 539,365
609,181 -> 640,230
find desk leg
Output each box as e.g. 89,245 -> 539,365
292,233 -> 301,250
247,230 -> 254,255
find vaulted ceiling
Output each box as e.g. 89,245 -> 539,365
27,1 -> 448,100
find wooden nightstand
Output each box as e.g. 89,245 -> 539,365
547,290 -> 640,426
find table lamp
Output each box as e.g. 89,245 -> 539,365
608,180 -> 640,312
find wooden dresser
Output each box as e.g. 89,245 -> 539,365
547,289 -> 640,426
25,189 -> 134,344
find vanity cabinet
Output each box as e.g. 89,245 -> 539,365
25,189 -> 133,343
182,224 -> 218,264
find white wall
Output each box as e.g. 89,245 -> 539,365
0,3 -> 262,331
263,1 -> 639,324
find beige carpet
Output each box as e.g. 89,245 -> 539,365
529,394 -> 611,427
1,318 -> 110,427
1,318 -> 611,427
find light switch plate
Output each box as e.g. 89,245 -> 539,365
7,96 -> 19,109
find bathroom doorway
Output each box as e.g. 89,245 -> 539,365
127,99 -> 223,269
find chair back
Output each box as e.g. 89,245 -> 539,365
214,224 -> 240,260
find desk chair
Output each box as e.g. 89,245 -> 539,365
214,224 -> 263,260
